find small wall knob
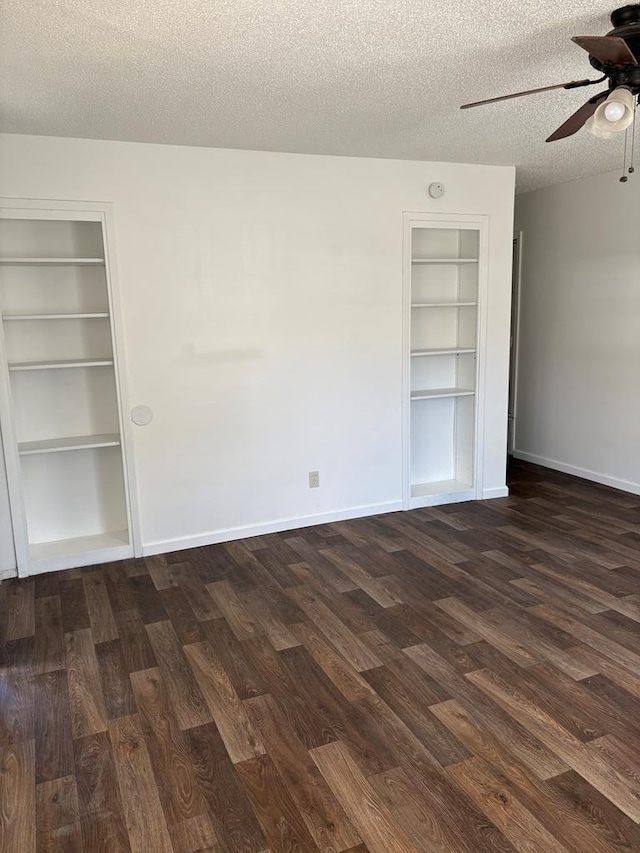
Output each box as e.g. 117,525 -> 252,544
131,405 -> 153,426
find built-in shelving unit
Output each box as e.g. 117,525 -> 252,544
0,208 -> 134,575
404,216 -> 486,509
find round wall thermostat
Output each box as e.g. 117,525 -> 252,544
429,182 -> 445,198
131,405 -> 153,426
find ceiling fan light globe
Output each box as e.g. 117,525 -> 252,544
585,114 -> 617,138
589,87 -> 635,136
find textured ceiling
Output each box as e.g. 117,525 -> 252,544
0,0 -> 633,191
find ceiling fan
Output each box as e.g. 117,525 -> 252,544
461,4 -> 640,144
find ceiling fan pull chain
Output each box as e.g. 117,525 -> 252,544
628,101 -> 637,174
620,128 -> 629,184
620,102 -> 638,182
620,126 -> 629,182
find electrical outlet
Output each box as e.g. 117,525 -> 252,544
308,470 -> 320,488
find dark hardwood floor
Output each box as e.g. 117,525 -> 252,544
3,460 -> 640,852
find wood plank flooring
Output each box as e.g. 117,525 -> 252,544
3,459 -> 640,851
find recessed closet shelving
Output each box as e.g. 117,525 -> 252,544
0,210 -> 134,575
404,217 -> 485,508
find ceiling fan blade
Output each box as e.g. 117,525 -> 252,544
460,79 -> 596,109
572,36 -> 638,66
546,91 -> 608,142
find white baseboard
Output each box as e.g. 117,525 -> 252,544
0,567 -> 17,581
512,450 -> 640,496
482,486 -> 509,500
142,500 -> 404,558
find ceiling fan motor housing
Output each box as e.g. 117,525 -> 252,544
589,4 -> 640,95
610,4 -> 640,27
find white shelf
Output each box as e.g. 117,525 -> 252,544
411,258 -> 478,265
411,388 -> 475,400
9,358 -> 114,371
411,302 -> 477,308
0,257 -> 104,265
3,313 -> 110,321
411,479 -> 473,498
30,529 -> 129,562
411,347 -> 476,357
18,433 -> 120,456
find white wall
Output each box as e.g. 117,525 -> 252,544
0,134 -> 515,558
514,169 -> 640,494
